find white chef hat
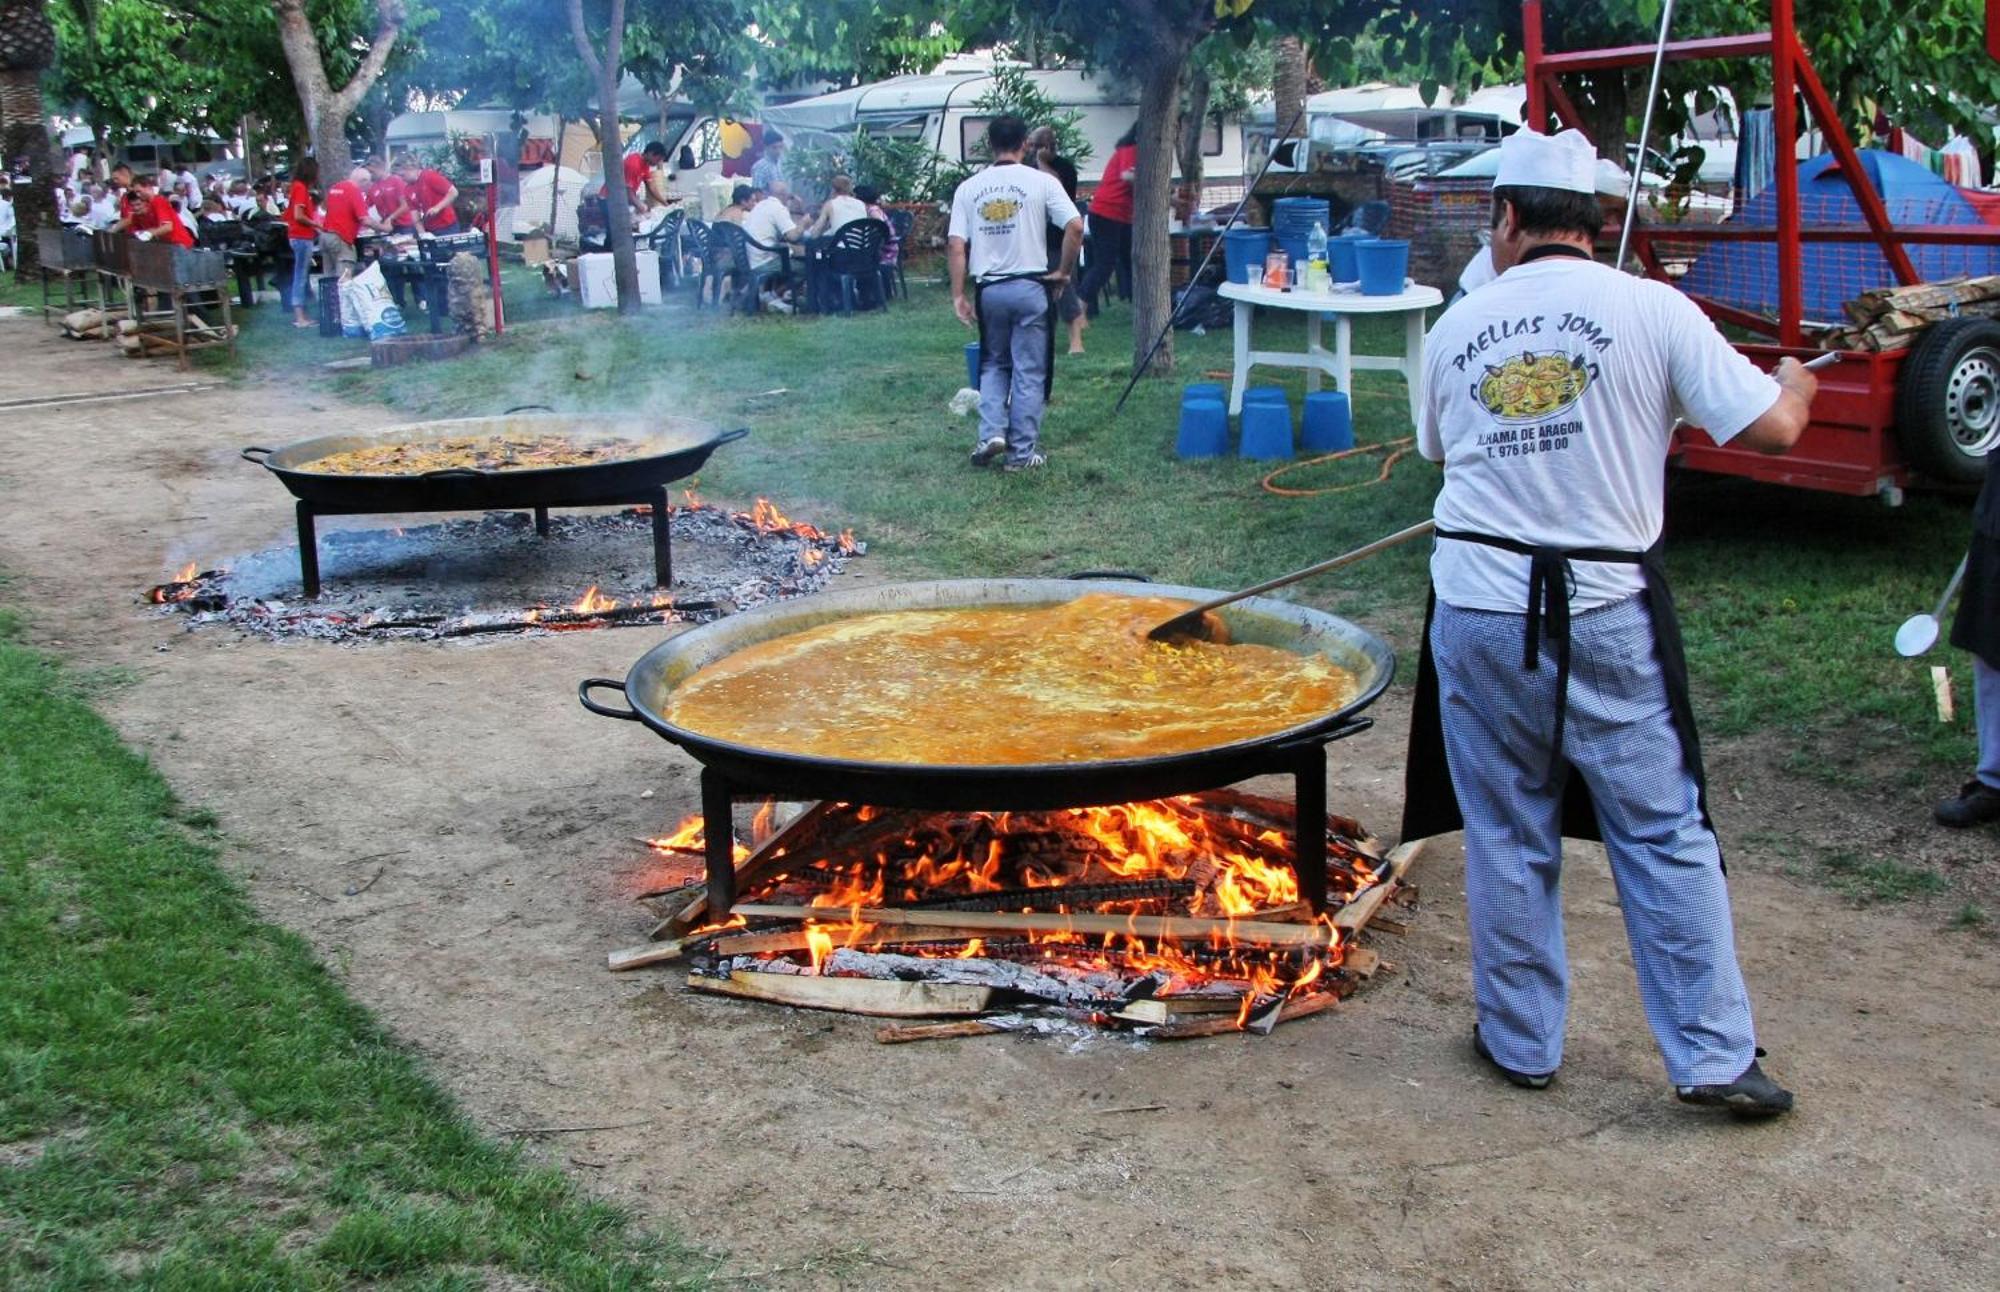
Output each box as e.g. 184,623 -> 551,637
1493,128 -> 1602,195
1594,158 -> 1633,197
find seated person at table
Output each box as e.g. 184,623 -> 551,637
716,183 -> 753,225
807,174 -> 868,238
742,180 -> 803,312
125,174 -> 194,247
856,184 -> 898,263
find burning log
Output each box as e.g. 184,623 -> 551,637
1332,841 -> 1424,934
1147,985 -> 1348,1041
607,939 -> 691,972
687,970 -> 994,1017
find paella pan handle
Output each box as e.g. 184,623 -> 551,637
578,677 -> 643,721
1066,570 -> 1151,582
241,446 -> 276,465
502,403 -> 555,414
1274,717 -> 1374,750
421,466 -> 486,479
711,427 -> 750,446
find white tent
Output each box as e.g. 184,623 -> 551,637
513,164 -> 589,241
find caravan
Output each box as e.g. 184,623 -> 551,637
760,61 -> 1248,198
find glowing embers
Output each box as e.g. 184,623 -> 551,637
623,794 -> 1419,1042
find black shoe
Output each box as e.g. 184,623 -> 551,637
1676,1057 -> 1794,1118
1934,780 -> 2000,828
1472,1025 -> 1555,1090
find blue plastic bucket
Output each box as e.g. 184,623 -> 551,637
1238,401 -> 1294,461
1176,398 -> 1230,459
1221,229 -> 1272,287
964,340 -> 981,388
1182,382 -> 1225,405
1302,391 -> 1355,453
1328,237 -> 1361,283
1242,386 -> 1289,409
1355,239 -> 1410,296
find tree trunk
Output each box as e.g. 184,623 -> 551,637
0,0 -> 59,277
1129,48 -> 1186,377
568,0 -> 638,315
272,0 -> 403,179
1273,36 -> 1308,141
1176,66 -> 1210,223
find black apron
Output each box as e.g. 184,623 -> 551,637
1399,243 -> 1714,846
1948,455 -> 2000,670
972,270 -> 1058,402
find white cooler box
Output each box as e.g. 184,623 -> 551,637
577,251 -> 663,309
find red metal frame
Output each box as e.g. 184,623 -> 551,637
1520,0 -> 1994,499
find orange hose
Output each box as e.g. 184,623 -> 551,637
1261,436 -> 1416,497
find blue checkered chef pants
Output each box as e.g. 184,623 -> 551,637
1430,594 -> 1757,1086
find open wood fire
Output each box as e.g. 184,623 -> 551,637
611,792 -> 1420,1042
141,494 -> 864,641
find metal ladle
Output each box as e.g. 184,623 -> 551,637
1894,554 -> 1968,658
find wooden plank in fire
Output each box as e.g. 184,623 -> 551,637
710,922 -> 1002,957
727,903 -> 1337,948
686,969 -> 994,1017
1332,840 -> 1424,935
1145,983 -> 1350,1040
652,800 -> 840,939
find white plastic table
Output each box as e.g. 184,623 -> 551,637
1217,280 -> 1444,429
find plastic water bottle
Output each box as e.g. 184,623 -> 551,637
1306,221 -> 1329,291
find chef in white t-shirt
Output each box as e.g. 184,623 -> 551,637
946,114 -> 1082,471
1455,158 -> 1632,301
1402,127 -> 1819,1118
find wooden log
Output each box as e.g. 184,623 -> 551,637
1147,988 -> 1344,1040
874,1019 -> 1010,1044
606,939 -> 688,972
711,922 -> 1004,957
686,970 -> 993,1017
1342,946 -> 1381,980
728,903 -> 1338,949
1333,840 -> 1425,933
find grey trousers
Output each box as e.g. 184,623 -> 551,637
1977,657 -> 2000,789
976,278 -> 1049,463
1432,595 -> 1756,1087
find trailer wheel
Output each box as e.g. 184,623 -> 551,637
1896,318 -> 2000,485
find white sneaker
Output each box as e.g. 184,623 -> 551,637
762,293 -> 793,315
970,439 -> 1007,467
1002,452 -> 1048,472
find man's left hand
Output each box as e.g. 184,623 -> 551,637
953,294 -> 976,327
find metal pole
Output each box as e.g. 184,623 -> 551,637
1523,0 -> 1548,130
1113,103 -> 1308,416
1616,0 -> 1678,272
1771,0 -> 1803,345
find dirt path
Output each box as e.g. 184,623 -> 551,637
2,318 -> 1995,1291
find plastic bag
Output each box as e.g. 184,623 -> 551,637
949,387 -> 980,417
339,262 -> 406,340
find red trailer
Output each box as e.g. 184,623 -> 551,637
1523,0 -> 1998,501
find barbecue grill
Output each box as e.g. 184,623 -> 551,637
245,408 -> 748,597
580,576 -> 1394,915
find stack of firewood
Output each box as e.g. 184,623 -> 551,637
1824,276 -> 2000,351
607,794 -> 1423,1044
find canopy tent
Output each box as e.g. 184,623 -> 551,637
1679,150 -> 2000,322
513,164 -> 589,242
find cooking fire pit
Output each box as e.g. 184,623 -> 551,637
245,408 -> 747,597
581,576 -> 1394,918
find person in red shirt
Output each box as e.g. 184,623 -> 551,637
1076,125 -> 1136,319
126,174 -> 194,248
319,164 -> 383,281
609,141 -> 669,212
366,156 -> 412,232
395,154 -> 460,234
284,157 -> 322,327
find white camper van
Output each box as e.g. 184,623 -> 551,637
760,61 -> 1247,196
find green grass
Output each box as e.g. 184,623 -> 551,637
1,273 -> 46,311
210,270 -> 1980,787
1817,848 -> 1951,903
0,611 -> 709,1288
1952,902 -> 1989,929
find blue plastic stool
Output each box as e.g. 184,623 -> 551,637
1175,398 -> 1230,459
1182,381 -> 1225,405
964,340 -> 981,389
1301,391 -> 1355,454
1242,385 -> 1289,408
1238,401 -> 1294,461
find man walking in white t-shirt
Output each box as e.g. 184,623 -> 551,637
1403,128 -> 1819,1117
947,115 -> 1083,471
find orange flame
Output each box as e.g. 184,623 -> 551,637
646,812 -> 750,864
571,585 -> 619,614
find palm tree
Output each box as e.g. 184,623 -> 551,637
0,0 -> 57,274
1273,36 -> 1309,145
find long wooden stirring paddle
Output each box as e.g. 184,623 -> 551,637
1146,519 -> 1438,643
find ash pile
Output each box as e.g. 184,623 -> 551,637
144,498 -> 864,643
613,794 -> 1423,1044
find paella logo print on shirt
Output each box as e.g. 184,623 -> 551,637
1474,350 -> 1592,423
975,187 -> 1026,234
